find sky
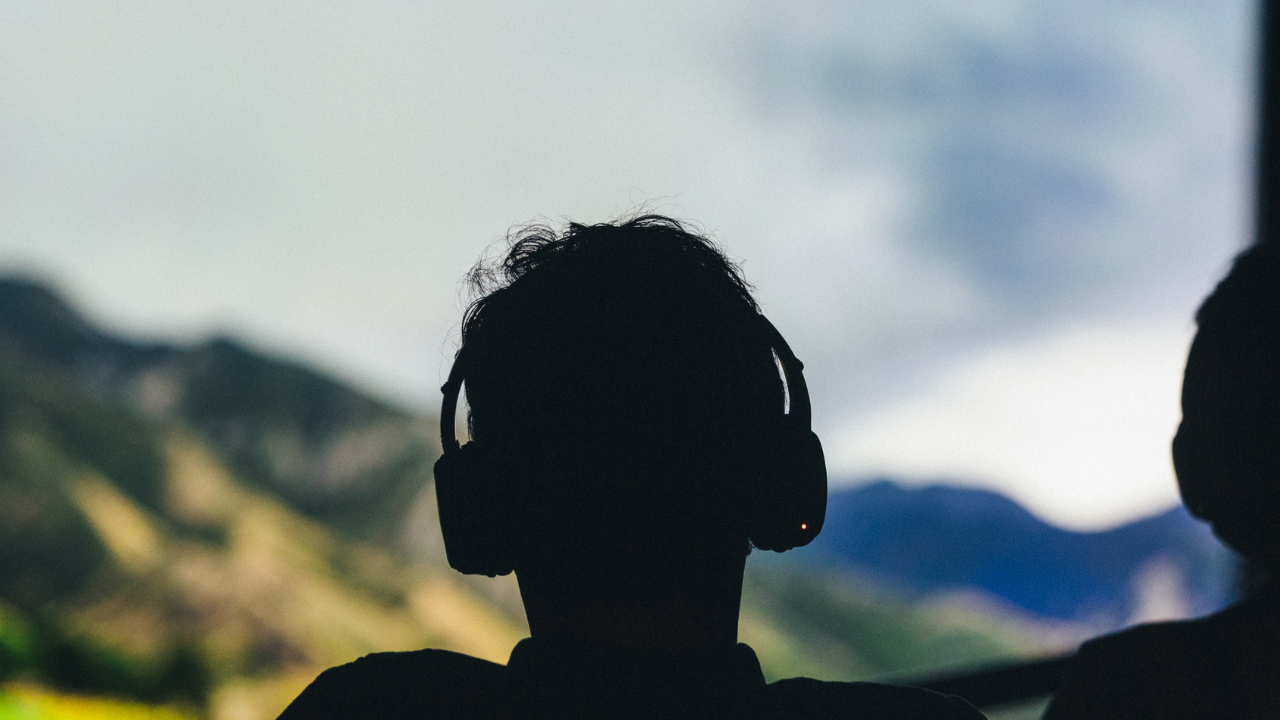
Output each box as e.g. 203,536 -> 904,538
0,0 -> 1257,529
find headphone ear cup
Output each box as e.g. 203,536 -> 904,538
748,430 -> 827,552
434,443 -> 516,577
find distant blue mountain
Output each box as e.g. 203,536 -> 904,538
789,480 -> 1238,624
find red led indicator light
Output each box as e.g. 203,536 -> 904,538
800,523 -> 808,530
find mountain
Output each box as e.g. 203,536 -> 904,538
0,277 -> 527,718
0,278 -> 437,545
0,276 -> 1066,718
795,481 -> 1238,625
0,282 -> 534,718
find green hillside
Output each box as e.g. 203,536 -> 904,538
0,278 -> 1059,719
0,279 -> 437,544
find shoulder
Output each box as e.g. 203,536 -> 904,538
1072,618 -> 1213,662
1065,605 -> 1257,678
1074,590 -> 1280,661
768,678 -> 986,720
277,649 -> 506,720
1055,618 -> 1225,695
1044,612 -> 1261,720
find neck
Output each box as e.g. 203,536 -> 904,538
516,556 -> 746,653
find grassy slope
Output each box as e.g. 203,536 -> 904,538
741,560 -> 1070,683
2,436 -> 527,720
0,684 -> 197,720
0,342 -> 525,718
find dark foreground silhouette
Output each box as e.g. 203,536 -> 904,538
278,216 -> 982,719
1043,244 -> 1280,718
906,655 -> 1072,711
280,640 -> 982,719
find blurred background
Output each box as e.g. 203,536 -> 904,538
0,1 -> 1257,718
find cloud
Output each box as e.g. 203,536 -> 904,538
828,321 -> 1194,530
743,0 -> 1249,302
721,0 -> 1251,423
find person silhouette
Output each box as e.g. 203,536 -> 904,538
1043,243 -> 1280,719
278,216 -> 983,719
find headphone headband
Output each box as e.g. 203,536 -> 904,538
439,348 -> 468,453
757,315 -> 811,431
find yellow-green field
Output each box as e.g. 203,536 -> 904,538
0,685 -> 195,720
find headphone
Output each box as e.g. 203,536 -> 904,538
433,314 -> 827,576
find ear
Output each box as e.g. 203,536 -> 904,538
434,443 -> 516,577
747,430 -> 827,552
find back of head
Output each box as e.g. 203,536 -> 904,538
1174,242 -> 1280,569
457,216 -> 785,571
